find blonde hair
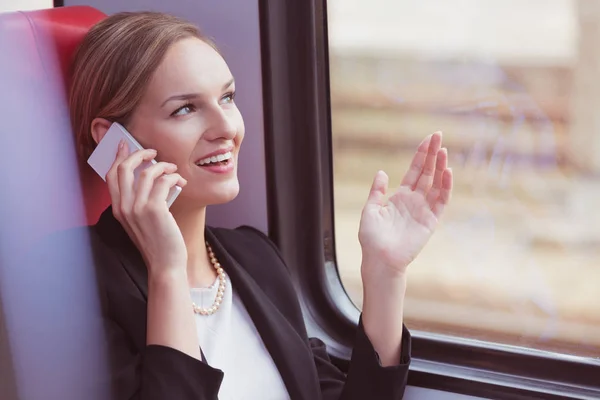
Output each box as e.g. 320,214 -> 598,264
69,12 -> 216,160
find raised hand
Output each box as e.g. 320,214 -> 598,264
358,131 -> 453,280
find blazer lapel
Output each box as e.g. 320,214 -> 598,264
207,227 -> 320,400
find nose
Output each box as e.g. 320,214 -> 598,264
203,106 -> 237,141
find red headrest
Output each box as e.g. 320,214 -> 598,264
0,6 -> 109,250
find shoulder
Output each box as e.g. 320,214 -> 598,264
209,225 -> 306,326
210,225 -> 278,249
209,225 -> 292,278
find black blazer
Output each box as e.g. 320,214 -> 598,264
23,207 -> 411,400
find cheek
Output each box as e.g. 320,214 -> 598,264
234,114 -> 245,147
149,134 -> 196,168
235,131 -> 245,148
128,109 -> 197,167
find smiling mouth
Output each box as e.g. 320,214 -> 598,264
196,151 -> 233,167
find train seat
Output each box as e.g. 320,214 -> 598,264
0,6 -> 109,250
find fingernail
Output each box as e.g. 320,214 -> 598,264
118,139 -> 125,150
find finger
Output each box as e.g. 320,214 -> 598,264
415,131 -> 442,194
149,173 -> 187,204
426,147 -> 448,208
116,149 -> 158,211
432,167 -> 453,217
106,140 -> 130,217
366,170 -> 388,206
135,162 -> 180,202
400,134 -> 432,188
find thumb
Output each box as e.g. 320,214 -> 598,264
366,170 -> 388,206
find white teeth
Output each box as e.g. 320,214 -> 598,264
197,151 -> 233,165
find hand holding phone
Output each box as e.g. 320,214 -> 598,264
87,122 -> 182,207
88,122 -> 189,271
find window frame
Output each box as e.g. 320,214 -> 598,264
258,0 -> 600,398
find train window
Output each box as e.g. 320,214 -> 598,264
327,0 -> 600,359
260,0 -> 600,398
0,0 -> 53,12
259,0 -> 600,399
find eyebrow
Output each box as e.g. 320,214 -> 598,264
161,78 -> 235,108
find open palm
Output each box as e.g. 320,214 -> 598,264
359,132 -> 453,277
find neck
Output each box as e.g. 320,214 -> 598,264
170,201 -> 216,288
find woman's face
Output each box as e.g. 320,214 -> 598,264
127,37 -> 244,207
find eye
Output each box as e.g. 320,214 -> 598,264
171,103 -> 196,117
221,91 -> 236,105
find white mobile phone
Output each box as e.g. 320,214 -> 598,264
87,122 -> 182,208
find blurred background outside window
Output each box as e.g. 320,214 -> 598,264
328,0 -> 600,358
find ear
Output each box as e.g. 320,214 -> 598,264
90,118 -> 112,145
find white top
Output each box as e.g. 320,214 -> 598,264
190,274 -> 290,400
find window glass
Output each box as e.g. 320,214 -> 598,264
0,0 -> 53,13
328,0 -> 600,358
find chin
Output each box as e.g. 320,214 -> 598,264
208,186 -> 240,205
182,179 -> 240,206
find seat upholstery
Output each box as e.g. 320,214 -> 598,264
0,6 -> 109,249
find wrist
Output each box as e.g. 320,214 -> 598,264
361,259 -> 407,316
148,267 -> 188,286
361,258 -> 408,291
361,270 -> 406,367
362,273 -> 406,305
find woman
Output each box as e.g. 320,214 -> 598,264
61,10 -> 451,400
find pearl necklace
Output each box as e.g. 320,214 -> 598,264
192,241 -> 226,315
